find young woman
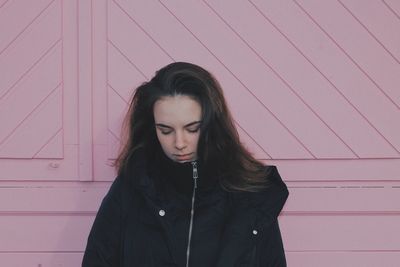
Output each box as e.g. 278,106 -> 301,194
82,62 -> 289,266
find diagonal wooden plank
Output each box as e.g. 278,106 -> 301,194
0,39 -> 61,101
33,129 -> 63,159
112,0 -> 174,62
108,40 -> 148,99
294,0 -> 400,108
0,86 -> 62,158
250,0 -> 400,155
383,0 -> 400,20
160,1 -> 381,159
107,83 -> 128,105
0,0 -> 9,9
108,0 -> 172,78
108,40 -> 148,79
0,44 -> 62,145
338,0 -> 400,64
107,85 -> 129,142
205,0 -> 361,159
235,121 -> 271,159
0,0 -> 61,99
113,0 -> 314,159
0,0 -> 54,55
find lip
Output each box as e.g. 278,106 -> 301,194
174,153 -> 193,161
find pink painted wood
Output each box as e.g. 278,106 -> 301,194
0,0 -> 399,265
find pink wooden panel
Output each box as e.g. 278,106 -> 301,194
0,0 -> 53,54
91,0 -> 117,180
0,253 -> 83,267
105,0 -> 316,159
0,0 -> 8,9
0,184 -> 398,264
280,215 -> 400,250
0,0 -> 62,159
1,0 -> 399,266
156,0 -> 321,159
2,185 -> 399,214
296,0 -> 400,107
2,184 -> 400,247
0,186 -> 107,212
0,49 -> 62,158
251,0 -> 400,153
0,0 -> 85,180
340,0 -> 400,62
286,252 -> 400,267
206,0 -> 399,158
77,0 -> 94,181
266,158 -> 400,181
0,146 -> 78,180
384,0 -> 400,16
284,187 -> 400,213
0,215 -> 93,251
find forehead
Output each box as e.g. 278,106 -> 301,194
153,95 -> 202,125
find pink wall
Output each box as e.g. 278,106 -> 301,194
1,0 -> 399,265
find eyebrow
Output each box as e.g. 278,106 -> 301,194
155,121 -> 202,129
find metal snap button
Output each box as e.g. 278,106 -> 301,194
252,229 -> 258,235
159,209 -> 166,216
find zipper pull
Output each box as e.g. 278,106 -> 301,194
191,161 -> 198,189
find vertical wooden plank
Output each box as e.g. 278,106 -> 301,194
62,0 -> 79,147
78,0 -> 93,181
92,0 -> 117,180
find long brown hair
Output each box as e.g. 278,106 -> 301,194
115,62 -> 271,192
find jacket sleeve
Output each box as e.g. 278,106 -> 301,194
82,176 -> 124,267
258,218 -> 287,267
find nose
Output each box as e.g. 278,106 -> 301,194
174,131 -> 186,150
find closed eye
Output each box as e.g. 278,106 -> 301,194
155,121 -> 201,135
187,127 -> 200,133
156,127 -> 172,135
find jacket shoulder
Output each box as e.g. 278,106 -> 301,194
231,165 -> 289,222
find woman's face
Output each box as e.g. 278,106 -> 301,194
153,95 -> 202,163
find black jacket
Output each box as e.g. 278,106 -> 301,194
82,153 -> 289,266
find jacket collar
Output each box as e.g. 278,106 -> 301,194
129,148 -> 288,226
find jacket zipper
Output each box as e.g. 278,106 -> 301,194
186,161 -> 198,267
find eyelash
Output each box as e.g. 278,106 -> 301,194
160,128 -> 200,135
188,128 -> 200,133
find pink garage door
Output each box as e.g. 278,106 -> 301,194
0,0 -> 399,266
